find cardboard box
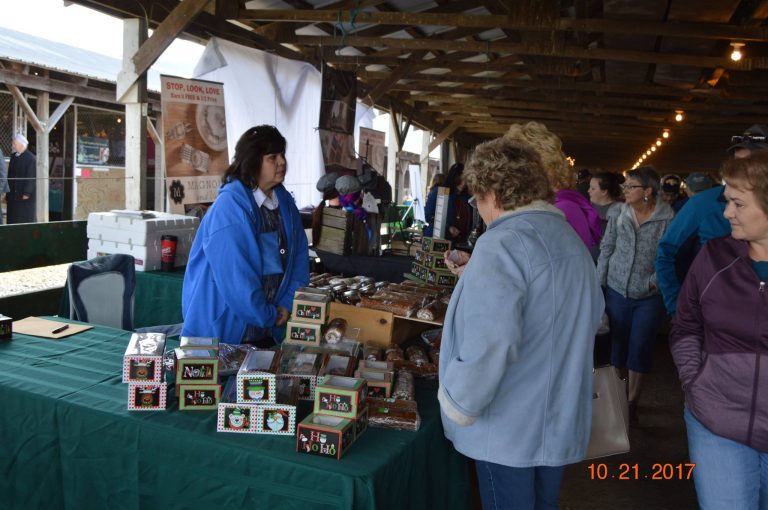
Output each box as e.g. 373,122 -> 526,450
296,413 -> 356,459
354,404 -> 369,440
0,314 -> 11,340
175,348 -> 218,386
236,350 -> 281,404
179,336 -> 219,351
123,332 -> 166,383
319,354 -> 356,377
217,403 -> 297,435
292,293 -> 331,325
357,360 -> 395,372
283,321 -> 323,346
278,351 -> 325,401
257,404 -> 297,435
127,383 -> 167,411
314,376 -> 367,419
424,252 -> 448,270
414,249 -> 425,263
421,237 -> 452,254
179,384 -> 221,410
354,369 -> 393,398
426,269 -> 457,287
87,237 -> 193,272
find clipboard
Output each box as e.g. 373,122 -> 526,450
13,317 -> 93,339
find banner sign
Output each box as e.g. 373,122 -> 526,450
318,68 -> 356,174
161,75 -> 229,215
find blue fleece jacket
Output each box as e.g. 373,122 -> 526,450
655,185 -> 729,315
439,202 -> 604,467
181,180 -> 309,344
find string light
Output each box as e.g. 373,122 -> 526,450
730,42 -> 745,62
663,129 -> 670,139
675,110 -> 684,122
656,139 -> 662,146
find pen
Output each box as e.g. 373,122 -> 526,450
51,325 -> 70,334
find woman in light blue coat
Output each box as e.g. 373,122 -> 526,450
439,137 -> 604,510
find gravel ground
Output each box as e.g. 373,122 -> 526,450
0,264 -> 70,298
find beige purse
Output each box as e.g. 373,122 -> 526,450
585,366 -> 630,459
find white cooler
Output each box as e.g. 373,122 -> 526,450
87,211 -> 200,272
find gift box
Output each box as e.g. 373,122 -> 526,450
257,404 -> 297,435
217,403 -> 258,433
236,350 -> 281,404
127,383 -> 167,411
296,413 -> 356,459
0,314 -> 12,340
354,405 -> 369,440
319,354 -> 356,377
357,360 -> 395,372
314,375 -> 367,419
424,252 -> 448,271
354,369 -> 393,398
283,321 -> 323,347
414,249 -> 425,263
175,348 -> 219,386
278,351 -> 325,401
291,293 -> 330,325
179,384 -> 221,410
123,332 -> 166,383
426,269 -> 457,287
179,336 -> 219,351
421,237 -> 452,254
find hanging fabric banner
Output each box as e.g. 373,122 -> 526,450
161,75 -> 229,215
318,68 -> 357,175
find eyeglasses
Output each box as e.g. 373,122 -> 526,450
730,134 -> 767,144
468,195 -> 477,208
622,185 -> 645,191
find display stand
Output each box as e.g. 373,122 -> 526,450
328,302 -> 440,348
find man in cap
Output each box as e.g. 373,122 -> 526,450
683,172 -> 713,198
656,124 -> 768,315
660,174 -> 687,212
7,133 -> 36,224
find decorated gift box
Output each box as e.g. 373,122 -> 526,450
291,292 -> 330,325
283,321 -> 323,347
424,252 -> 448,271
313,375 -> 367,419
127,383 -> 168,411
175,348 -> 219,386
236,349 -> 281,404
354,369 -> 394,398
357,360 -> 395,372
217,403 -> 258,433
217,403 -> 297,435
179,384 -> 221,410
0,314 -> 12,340
319,354 -> 356,377
354,404 -> 369,440
179,336 -> 219,351
421,237 -> 452,254
296,413 -> 356,460
426,269 -> 457,287
123,332 -> 166,383
278,351 -> 325,401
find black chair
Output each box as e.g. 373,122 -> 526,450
67,254 -> 136,330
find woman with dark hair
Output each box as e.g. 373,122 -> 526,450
597,165 -> 673,424
671,152 -> 768,508
181,125 -> 309,346
589,172 -> 624,223
423,163 -> 471,243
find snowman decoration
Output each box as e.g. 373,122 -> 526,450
266,410 -> 285,432
228,408 -> 247,429
247,380 -> 265,401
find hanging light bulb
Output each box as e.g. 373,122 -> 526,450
651,146 -> 657,152
646,150 -> 651,156
656,139 -> 662,146
730,42 -> 745,62
675,110 -> 684,122
663,129 -> 670,139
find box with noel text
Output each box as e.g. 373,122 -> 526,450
122,332 -> 166,383
296,413 -> 356,460
175,348 -> 218,386
313,375 -> 367,419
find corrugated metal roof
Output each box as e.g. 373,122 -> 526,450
0,26 -> 161,91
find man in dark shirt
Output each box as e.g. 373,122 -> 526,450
7,133 -> 36,224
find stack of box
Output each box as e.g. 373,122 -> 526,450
283,288 -> 331,348
86,210 -> 199,271
175,336 -> 220,410
354,359 -> 395,398
410,237 -> 457,287
123,332 -> 167,411
296,375 -> 369,460
217,349 -> 299,435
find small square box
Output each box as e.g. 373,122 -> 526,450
427,269 -> 457,287
319,354 -> 356,377
424,252 -> 448,270
354,405 -> 369,440
413,249 -> 425,263
314,376 -> 367,419
180,336 -> 219,351
257,404 -> 297,435
296,413 -> 356,460
175,348 -> 218,386
127,383 -> 167,411
236,350 -> 281,404
421,237 -> 452,253
217,403 -> 258,433
354,369 -> 393,398
179,384 -> 221,410
0,314 -> 12,340
123,332 -> 166,383
357,360 -> 395,372
291,293 -> 330,324
284,321 -> 323,346
278,351 -> 325,401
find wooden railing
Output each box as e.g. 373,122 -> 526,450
0,221 -> 87,319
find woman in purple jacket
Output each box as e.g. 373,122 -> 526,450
671,152 -> 768,509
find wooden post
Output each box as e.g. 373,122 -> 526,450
121,18 -> 148,211
420,129 -> 430,205
387,114 -> 399,203
35,83 -> 49,223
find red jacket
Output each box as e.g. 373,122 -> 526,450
670,235 -> 768,452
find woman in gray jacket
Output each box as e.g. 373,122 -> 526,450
597,166 -> 673,424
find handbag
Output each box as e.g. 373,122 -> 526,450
585,365 -> 630,459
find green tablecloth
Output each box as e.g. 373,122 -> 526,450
0,322 -> 471,510
59,270 -> 185,329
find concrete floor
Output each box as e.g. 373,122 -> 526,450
559,337 -> 699,509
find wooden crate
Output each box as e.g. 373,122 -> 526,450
316,207 -> 380,256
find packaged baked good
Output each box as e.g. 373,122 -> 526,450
392,369 -> 415,400
405,346 -> 428,367
385,344 -> 404,362
363,345 -> 382,361
324,318 -> 348,344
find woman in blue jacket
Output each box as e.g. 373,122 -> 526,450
181,125 -> 309,345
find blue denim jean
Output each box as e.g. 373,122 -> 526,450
685,407 -> 768,509
605,287 -> 665,373
475,460 -> 565,510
